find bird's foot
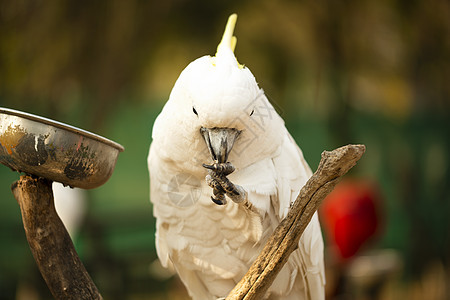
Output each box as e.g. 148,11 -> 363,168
203,162 -> 247,205
203,162 -> 235,175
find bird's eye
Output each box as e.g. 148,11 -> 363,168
193,106 -> 198,116
250,109 -> 254,116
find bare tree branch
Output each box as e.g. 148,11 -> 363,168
226,144 -> 366,300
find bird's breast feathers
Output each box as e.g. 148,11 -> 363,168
148,128 -> 325,298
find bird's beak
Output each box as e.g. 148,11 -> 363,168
201,127 -> 241,163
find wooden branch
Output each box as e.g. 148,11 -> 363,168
12,175 -> 102,300
226,144 -> 366,300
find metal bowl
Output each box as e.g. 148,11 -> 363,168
0,107 -> 124,189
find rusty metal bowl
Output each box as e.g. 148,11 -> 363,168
0,107 -> 124,189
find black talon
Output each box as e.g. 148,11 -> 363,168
211,196 -> 225,205
202,162 -> 235,175
211,187 -> 226,205
202,163 -> 214,170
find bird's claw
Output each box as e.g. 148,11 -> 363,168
211,195 -> 226,205
204,162 -> 247,205
207,176 -> 227,205
202,162 -> 235,176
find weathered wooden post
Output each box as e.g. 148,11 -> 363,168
12,175 -> 102,299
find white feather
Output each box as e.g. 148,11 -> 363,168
53,182 -> 86,238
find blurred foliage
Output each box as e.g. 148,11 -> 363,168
0,0 -> 449,299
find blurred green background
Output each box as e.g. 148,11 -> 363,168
0,0 -> 449,299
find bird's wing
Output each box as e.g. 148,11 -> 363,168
148,144 -> 174,269
233,129 -> 326,299
270,130 -> 326,299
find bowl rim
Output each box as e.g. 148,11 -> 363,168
0,107 -> 124,152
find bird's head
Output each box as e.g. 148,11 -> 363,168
153,14 -> 284,173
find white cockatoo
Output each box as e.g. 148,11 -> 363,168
148,14 -> 325,299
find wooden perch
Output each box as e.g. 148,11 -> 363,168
12,175 -> 102,300
226,144 -> 366,300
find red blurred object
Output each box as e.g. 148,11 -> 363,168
320,179 -> 381,261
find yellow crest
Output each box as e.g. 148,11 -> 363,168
213,14 -> 243,69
